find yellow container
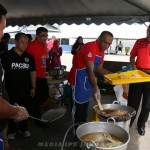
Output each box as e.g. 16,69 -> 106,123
104,70 -> 150,85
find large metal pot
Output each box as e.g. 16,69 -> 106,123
76,122 -> 130,150
54,65 -> 66,79
101,102 -> 136,132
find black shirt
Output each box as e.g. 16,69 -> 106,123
1,48 -> 36,95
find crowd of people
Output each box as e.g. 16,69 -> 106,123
0,4 -> 64,149
0,3 -> 150,150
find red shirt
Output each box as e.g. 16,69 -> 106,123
27,38 -> 47,78
47,39 -> 55,50
130,38 -> 150,69
68,40 -> 104,85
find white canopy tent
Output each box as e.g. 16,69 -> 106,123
1,0 -> 150,26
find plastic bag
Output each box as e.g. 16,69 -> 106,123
113,85 -> 128,105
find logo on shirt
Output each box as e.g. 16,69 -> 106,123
11,63 -> 29,70
88,52 -> 92,57
41,55 -> 46,66
25,57 -> 29,62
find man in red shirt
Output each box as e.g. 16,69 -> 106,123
128,25 -> 150,136
68,31 -> 113,127
27,27 -> 49,127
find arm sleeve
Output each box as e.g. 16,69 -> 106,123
83,44 -> 96,62
29,55 -> 36,72
130,40 -> 138,57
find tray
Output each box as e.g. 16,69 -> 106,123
104,70 -> 150,85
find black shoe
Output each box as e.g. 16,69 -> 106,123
34,120 -> 49,128
137,126 -> 145,136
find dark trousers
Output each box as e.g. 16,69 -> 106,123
6,92 -> 30,134
128,82 -> 150,127
8,119 -> 29,134
31,78 -> 49,119
74,101 -> 89,124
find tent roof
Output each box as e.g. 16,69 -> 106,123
1,0 -> 150,26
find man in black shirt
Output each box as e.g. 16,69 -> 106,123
1,32 -> 36,139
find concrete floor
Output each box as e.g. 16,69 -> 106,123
8,91 -> 150,150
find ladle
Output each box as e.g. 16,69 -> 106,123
97,100 -> 104,111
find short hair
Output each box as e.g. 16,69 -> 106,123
0,4 -> 7,21
26,34 -> 32,40
77,36 -> 83,41
36,27 -> 48,35
100,31 -> 113,38
3,33 -> 10,38
15,32 -> 27,41
1,33 -> 10,41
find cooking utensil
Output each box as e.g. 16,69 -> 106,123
96,107 -> 130,122
76,122 -> 130,150
93,102 -> 136,132
94,104 -> 135,122
97,100 -> 103,111
29,116 -> 48,123
29,107 -> 66,123
14,103 -> 66,123
99,108 -> 130,121
41,107 -> 66,123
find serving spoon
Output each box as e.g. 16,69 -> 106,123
97,100 -> 104,111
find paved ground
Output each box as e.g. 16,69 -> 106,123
7,50 -> 150,150
8,92 -> 115,150
8,90 -> 150,150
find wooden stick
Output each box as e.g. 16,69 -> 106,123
97,100 -> 104,111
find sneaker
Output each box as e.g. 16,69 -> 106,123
23,131 -> 31,138
8,133 -> 16,140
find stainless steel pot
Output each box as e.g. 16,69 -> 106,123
76,122 -> 130,150
101,102 -> 136,132
54,66 -> 66,79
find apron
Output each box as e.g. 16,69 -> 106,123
0,132 -> 3,150
74,55 -> 102,103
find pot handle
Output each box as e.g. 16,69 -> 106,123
112,100 -> 120,104
86,140 -> 97,150
107,117 -> 116,124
